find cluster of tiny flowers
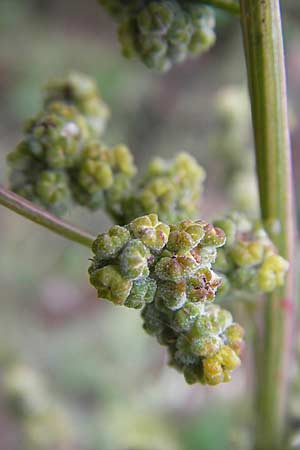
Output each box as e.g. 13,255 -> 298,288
6,72 -> 136,216
213,213 -> 289,299
98,0 -> 216,71
120,152 -> 206,224
2,364 -> 73,450
89,213 -> 245,385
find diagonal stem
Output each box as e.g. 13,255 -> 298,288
240,1 -> 296,449
201,0 -> 240,15
0,185 -> 95,248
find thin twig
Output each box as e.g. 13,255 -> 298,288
0,185 -> 95,248
199,0 -> 240,15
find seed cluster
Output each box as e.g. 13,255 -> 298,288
98,0 -> 216,71
120,152 -> 206,224
89,213 -> 245,385
213,213 -> 290,299
6,73 -> 136,216
7,74 -> 205,221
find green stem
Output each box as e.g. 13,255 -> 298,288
0,185 -> 95,249
201,0 -> 240,15
240,1 -> 295,449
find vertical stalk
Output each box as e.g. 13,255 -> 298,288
240,1 -> 295,449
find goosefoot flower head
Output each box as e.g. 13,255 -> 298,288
213,212 -> 289,299
44,71 -> 110,137
121,152 -> 205,224
6,73 -> 136,216
89,213 -> 245,385
98,0 -> 216,72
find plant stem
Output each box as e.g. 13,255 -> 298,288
201,0 -> 240,15
0,185 -> 95,249
240,1 -> 295,449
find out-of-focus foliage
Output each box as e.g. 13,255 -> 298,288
2,362 -> 75,450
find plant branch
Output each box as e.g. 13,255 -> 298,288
201,0 -> 240,15
240,1 -> 295,449
0,185 -> 95,249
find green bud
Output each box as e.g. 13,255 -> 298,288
35,170 -> 71,216
230,241 -> 264,267
167,220 -> 205,253
92,225 -> 130,260
129,213 -> 170,251
173,302 -> 203,332
89,265 -> 133,305
155,255 -> 199,282
156,280 -> 187,311
137,2 -> 174,34
141,302 -> 165,336
44,72 -> 110,137
124,278 -> 157,309
213,213 -> 289,298
120,239 -> 150,280
257,254 -> 289,292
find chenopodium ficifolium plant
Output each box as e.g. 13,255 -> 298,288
6,72 -> 136,216
89,213 -> 245,386
118,152 -> 206,224
2,363 -> 73,450
213,212 -> 289,300
98,0 -> 216,72
6,72 -> 206,222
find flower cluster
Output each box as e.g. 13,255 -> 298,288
120,152 -> 206,224
89,213 -> 245,385
6,72 -> 136,216
98,0 -> 216,71
2,364 -> 73,450
43,71 -> 110,138
213,212 -> 289,299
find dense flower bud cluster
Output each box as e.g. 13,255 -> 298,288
7,102 -> 87,216
6,73 -> 137,216
121,152 -> 205,224
89,213 -> 245,385
2,364 -> 73,450
44,72 -> 110,137
70,141 -> 136,211
7,74 -> 205,221
98,0 -> 216,71
213,213 -> 289,299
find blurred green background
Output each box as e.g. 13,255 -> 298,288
0,1 -> 300,449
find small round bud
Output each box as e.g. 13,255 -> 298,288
89,265 -> 133,305
120,239 -> 150,280
35,170 -> 71,216
213,213 -> 289,298
129,213 -> 170,251
44,72 -> 110,137
92,225 -> 130,259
